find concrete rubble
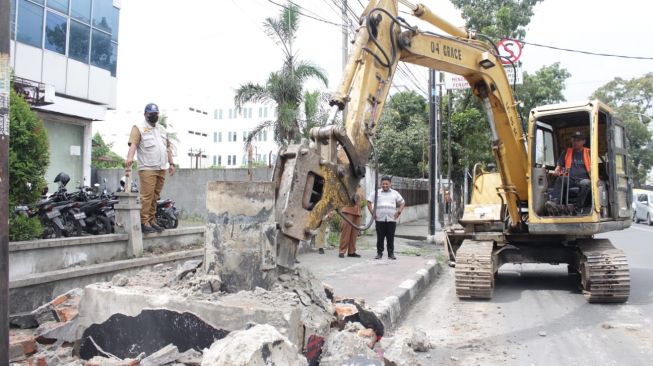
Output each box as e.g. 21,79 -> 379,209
9,257 -> 429,365
201,324 -> 308,365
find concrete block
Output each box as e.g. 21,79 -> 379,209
76,284 -> 304,347
205,181 -> 277,292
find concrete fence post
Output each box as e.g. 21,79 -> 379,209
114,192 -> 143,258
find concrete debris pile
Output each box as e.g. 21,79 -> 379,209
8,259 -> 433,365
9,288 -> 84,364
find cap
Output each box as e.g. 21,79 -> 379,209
571,131 -> 586,140
144,103 -> 159,114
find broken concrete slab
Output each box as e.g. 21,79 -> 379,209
76,283 -> 305,348
319,330 -> 380,366
201,324 -> 307,366
36,317 -> 80,344
78,309 -> 229,360
205,182 -> 278,292
31,288 -> 82,325
175,259 -> 203,281
140,344 -> 181,366
380,336 -> 420,366
9,311 -> 39,329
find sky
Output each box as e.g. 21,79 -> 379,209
110,0 -> 653,114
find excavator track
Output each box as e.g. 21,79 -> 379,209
455,240 -> 495,299
577,239 -> 630,303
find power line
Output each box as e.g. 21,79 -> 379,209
266,0 -> 341,26
519,39 -> 653,60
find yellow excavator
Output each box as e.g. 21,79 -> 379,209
272,0 -> 631,303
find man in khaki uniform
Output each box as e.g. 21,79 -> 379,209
125,103 -> 175,234
339,184 -> 364,258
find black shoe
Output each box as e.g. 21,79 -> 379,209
388,255 -> 397,260
374,254 -> 382,260
150,222 -> 164,232
141,225 -> 156,234
347,253 -> 361,258
339,253 -> 345,258
318,248 -> 325,254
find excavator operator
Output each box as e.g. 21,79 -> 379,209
546,131 -> 591,215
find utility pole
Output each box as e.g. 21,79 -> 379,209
447,89 -> 452,223
437,73 -> 444,227
1,0 -> 11,361
428,69 -> 440,234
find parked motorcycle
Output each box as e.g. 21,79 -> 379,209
156,198 -> 179,229
70,178 -> 118,235
49,173 -> 87,237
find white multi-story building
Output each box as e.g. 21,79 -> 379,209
10,0 -> 120,191
100,102 -> 279,169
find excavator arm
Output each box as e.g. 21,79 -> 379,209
273,0 -> 528,268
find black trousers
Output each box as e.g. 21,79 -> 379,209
375,221 -> 397,255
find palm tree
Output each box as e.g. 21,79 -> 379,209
234,3 -> 329,148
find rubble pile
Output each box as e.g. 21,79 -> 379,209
8,259 -> 433,365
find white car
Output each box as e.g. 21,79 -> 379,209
633,189 -> 653,225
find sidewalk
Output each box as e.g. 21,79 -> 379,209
297,219 -> 444,329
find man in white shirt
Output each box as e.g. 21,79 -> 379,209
367,176 -> 405,260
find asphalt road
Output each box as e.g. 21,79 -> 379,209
399,224 -> 653,365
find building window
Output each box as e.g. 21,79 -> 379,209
219,109 -> 223,119
213,155 -> 216,166
242,130 -> 248,142
91,29 -> 113,73
69,20 -> 90,62
258,107 -> 262,118
228,109 -> 233,119
71,0 -> 91,23
17,0 -> 43,48
242,155 -> 246,165
213,132 -> 217,142
218,132 -> 222,142
47,0 -> 68,14
262,129 -> 268,142
228,131 -> 237,142
217,155 -> 222,166
264,107 -> 268,118
44,11 -> 67,54
92,0 -> 119,40
227,155 -> 237,166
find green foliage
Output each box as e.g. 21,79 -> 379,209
450,0 -> 543,39
234,3 -> 328,147
92,132 -> 124,168
375,91 -> 429,178
8,89 -> 49,206
9,215 -> 43,241
591,73 -> 653,187
8,89 -> 50,240
208,165 -> 225,169
515,62 -> 571,116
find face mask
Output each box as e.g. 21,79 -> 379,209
146,114 -> 159,124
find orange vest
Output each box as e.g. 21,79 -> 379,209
564,147 -> 591,174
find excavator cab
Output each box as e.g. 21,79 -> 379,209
528,100 -> 632,234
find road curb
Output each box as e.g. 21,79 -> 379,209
371,259 -> 442,330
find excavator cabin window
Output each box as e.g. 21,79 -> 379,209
531,110 -> 611,217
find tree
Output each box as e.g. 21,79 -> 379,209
92,133 -> 124,169
375,91 -> 429,178
9,89 -> 50,240
515,62 -> 571,117
591,73 -> 653,187
450,0 -> 543,39
234,3 -> 328,147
